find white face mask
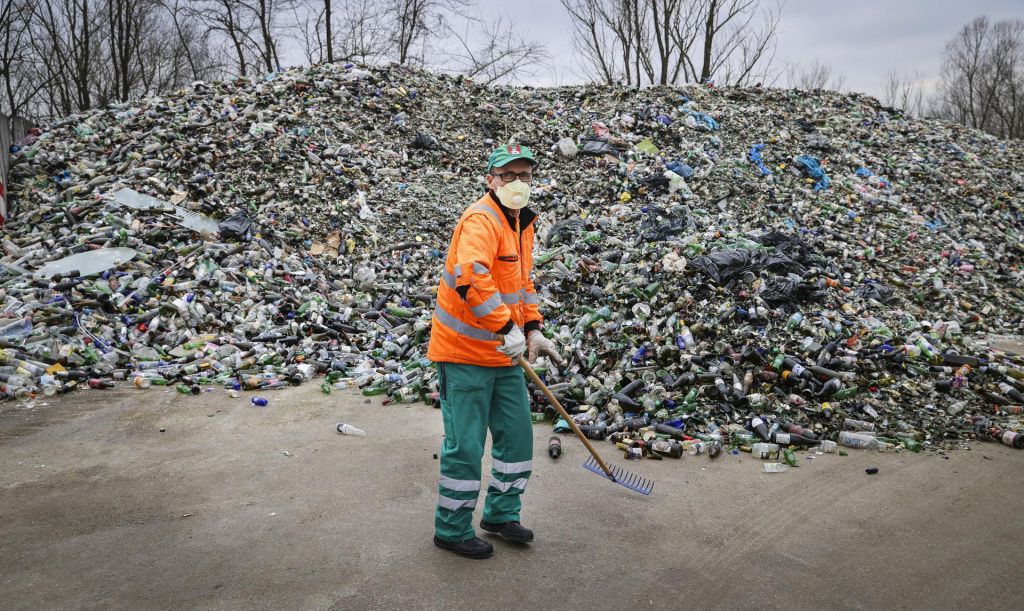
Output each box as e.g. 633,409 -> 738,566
495,180 -> 531,209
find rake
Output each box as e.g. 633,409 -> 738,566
519,357 -> 653,495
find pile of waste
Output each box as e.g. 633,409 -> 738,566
3,62 -> 1023,453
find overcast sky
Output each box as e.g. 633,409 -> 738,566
484,0 -> 1023,98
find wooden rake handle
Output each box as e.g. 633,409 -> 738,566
518,357 -> 616,480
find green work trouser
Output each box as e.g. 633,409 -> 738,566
434,362 -> 533,542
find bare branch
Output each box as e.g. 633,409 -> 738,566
565,0 -> 615,84
561,0 -> 780,87
381,0 -> 472,66
934,16 -> 1024,138
881,67 -> 925,116
439,14 -> 549,85
788,58 -> 837,91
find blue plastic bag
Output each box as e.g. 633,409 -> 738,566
666,160 -> 693,178
794,155 -> 830,191
749,144 -> 771,176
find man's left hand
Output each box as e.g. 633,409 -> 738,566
527,331 -> 564,366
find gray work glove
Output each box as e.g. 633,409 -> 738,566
497,325 -> 526,360
527,330 -> 564,366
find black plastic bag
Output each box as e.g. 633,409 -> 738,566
637,206 -> 689,244
580,138 -> 617,156
411,131 -> 438,149
756,231 -> 807,260
218,211 -> 254,241
690,249 -> 804,284
760,278 -> 826,307
545,218 -> 585,247
854,281 -> 897,304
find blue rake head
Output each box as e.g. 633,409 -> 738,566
583,456 -> 654,495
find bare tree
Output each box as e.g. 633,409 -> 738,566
104,0 -> 166,104
29,0 -> 105,116
188,0 -> 259,76
161,0 -> 222,82
17,1 -> 221,119
241,0 -> 298,72
137,4 -> 219,93
294,0 -> 327,64
0,0 -> 44,119
560,0 -> 780,87
335,0 -> 390,63
662,0 -> 703,83
560,0 -> 618,84
562,0 -> 702,86
698,0 -> 782,86
295,0 -> 389,65
441,15 -> 549,85
934,16 -> 1024,139
830,70 -> 846,92
189,0 -> 295,75
881,68 -> 925,116
788,59 -> 845,91
324,0 -> 333,62
382,0 -> 471,66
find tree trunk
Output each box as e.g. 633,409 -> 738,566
700,0 -> 716,83
228,3 -> 249,78
325,0 -> 333,63
78,0 -> 92,110
259,0 -> 274,72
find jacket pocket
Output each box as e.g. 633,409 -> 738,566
493,255 -> 521,285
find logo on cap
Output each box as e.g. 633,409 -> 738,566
507,145 -> 520,154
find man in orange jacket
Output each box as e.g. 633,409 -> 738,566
426,144 -> 563,559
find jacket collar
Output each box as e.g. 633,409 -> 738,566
487,190 -> 537,230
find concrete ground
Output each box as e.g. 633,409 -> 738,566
1,383 -> 1022,611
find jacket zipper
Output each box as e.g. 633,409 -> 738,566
517,218 -> 525,324
516,218 -> 524,280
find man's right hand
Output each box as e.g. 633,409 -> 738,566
527,331 -> 564,366
497,326 -> 526,360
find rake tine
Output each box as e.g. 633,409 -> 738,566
581,456 -> 654,494
519,358 -> 654,496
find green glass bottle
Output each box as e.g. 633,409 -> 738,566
831,386 -> 861,400
771,353 -> 785,372
387,306 -> 415,319
732,432 -> 756,448
403,357 -> 431,371
901,438 -> 923,452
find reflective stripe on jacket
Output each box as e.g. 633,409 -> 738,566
427,192 -> 543,367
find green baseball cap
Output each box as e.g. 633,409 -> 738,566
487,144 -> 536,172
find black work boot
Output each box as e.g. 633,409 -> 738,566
433,535 -> 494,559
480,520 -> 534,543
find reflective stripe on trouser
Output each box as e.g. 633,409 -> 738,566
435,362 -> 533,542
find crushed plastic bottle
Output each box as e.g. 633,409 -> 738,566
336,423 -> 366,437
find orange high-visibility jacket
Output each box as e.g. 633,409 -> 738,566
427,192 -> 543,367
